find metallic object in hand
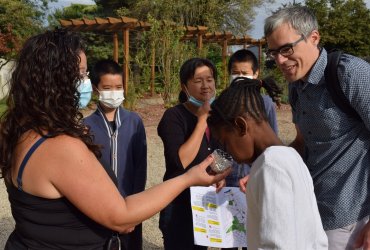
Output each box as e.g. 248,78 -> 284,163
207,149 -> 233,174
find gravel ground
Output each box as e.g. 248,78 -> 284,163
0,97 -> 294,249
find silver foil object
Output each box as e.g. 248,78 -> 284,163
209,149 -> 233,173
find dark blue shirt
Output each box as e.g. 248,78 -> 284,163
83,105 -> 147,197
289,48 -> 370,230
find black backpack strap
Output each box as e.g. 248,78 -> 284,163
324,50 -> 361,121
288,82 -> 298,113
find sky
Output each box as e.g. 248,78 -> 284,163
51,0 -> 370,39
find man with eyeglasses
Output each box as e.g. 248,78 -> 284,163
264,5 -> 370,250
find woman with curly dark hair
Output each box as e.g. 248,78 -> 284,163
0,29 -> 230,250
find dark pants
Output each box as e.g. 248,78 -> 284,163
120,223 -> 143,250
159,202 -> 207,250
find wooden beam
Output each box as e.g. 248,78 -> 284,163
197,34 -> 203,56
151,43 -> 155,96
120,16 -> 138,23
123,28 -> 130,95
95,17 -> 109,24
94,17 -> 111,31
59,19 -> 72,26
222,39 -> 228,88
70,19 -> 84,26
113,33 -> 119,63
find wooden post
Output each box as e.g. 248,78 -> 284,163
113,33 -> 119,63
222,39 -> 228,88
123,28 -> 129,95
197,33 -> 203,56
258,42 -> 262,74
150,43 -> 155,96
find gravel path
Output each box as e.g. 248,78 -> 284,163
0,97 -> 294,249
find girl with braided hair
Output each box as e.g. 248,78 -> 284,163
208,77 -> 328,250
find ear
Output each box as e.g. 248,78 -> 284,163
309,30 -> 320,46
181,84 -> 188,94
234,116 -> 248,136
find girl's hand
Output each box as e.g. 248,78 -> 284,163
354,221 -> 370,250
238,175 -> 250,193
213,178 -> 226,193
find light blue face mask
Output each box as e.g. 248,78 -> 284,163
188,95 -> 215,107
77,78 -> 92,108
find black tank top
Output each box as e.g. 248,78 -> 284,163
5,136 -> 117,250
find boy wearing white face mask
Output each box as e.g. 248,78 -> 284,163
83,59 -> 147,250
226,49 -> 281,199
228,49 -> 279,134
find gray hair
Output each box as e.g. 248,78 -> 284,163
264,6 -> 318,38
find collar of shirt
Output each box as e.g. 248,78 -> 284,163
293,48 -> 328,90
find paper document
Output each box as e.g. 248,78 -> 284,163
190,186 -> 247,248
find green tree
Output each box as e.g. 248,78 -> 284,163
305,0 -> 370,57
132,16 -> 198,105
52,0 -> 275,106
25,0 -> 57,20
99,0 -> 273,34
94,0 -> 136,15
48,4 -> 113,70
0,0 -> 56,69
48,3 -> 101,27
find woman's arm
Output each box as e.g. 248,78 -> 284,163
40,136 -> 230,233
178,102 -> 209,168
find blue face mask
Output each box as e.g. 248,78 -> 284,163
188,95 -> 215,107
77,78 -> 92,108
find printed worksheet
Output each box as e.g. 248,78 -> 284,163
190,186 -> 247,248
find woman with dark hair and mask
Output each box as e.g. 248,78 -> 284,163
0,30 -> 230,250
157,58 -> 226,250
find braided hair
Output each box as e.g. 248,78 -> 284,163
208,77 -> 281,129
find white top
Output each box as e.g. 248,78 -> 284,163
246,146 -> 328,250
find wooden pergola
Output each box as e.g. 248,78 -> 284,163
60,16 -> 265,94
182,31 -> 265,86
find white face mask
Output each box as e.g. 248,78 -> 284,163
98,90 -> 125,109
229,74 -> 254,83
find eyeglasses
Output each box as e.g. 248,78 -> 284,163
80,71 -> 89,78
266,35 -> 305,60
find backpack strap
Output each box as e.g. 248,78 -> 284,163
324,51 -> 361,121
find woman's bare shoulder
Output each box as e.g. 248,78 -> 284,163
45,135 -> 91,155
